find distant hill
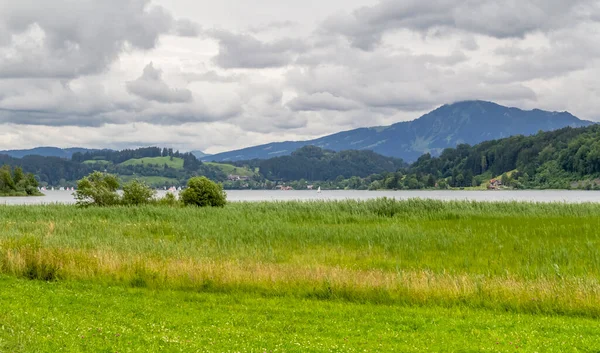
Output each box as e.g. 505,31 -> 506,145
249,145 -> 406,181
0,147 -> 99,159
190,150 -> 211,159
0,147 -> 226,187
207,101 -> 593,162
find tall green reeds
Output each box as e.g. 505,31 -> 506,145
1,199 -> 599,316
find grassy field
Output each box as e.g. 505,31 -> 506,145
118,175 -> 179,187
82,159 -> 112,166
1,276 -> 598,352
205,162 -> 257,177
119,156 -> 184,169
1,199 -> 599,351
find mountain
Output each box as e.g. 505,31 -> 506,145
0,147 -> 98,159
190,150 -> 211,159
207,101 -> 593,162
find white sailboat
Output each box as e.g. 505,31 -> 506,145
317,186 -> 322,193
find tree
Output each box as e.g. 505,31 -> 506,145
122,179 -> 156,206
13,167 -> 24,185
180,177 -> 227,207
74,172 -> 120,207
426,175 -> 436,188
437,179 -> 449,189
24,173 -> 39,195
501,173 -> 510,187
0,165 -> 15,191
480,154 -> 488,173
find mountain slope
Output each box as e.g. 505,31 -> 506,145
402,124 -> 600,189
207,101 -> 593,162
190,150 -> 211,159
0,147 -> 99,159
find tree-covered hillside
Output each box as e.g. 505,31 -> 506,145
237,146 -> 406,182
373,124 -> 600,190
0,147 -> 225,188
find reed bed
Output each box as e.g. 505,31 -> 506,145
1,199 -> 599,316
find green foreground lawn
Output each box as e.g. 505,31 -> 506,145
0,276 -> 598,353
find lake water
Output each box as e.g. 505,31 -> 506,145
2,189 -> 600,205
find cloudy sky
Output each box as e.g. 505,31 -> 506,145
1,0 -> 599,153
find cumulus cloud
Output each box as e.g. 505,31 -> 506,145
0,0 -> 197,78
1,0 -> 600,152
208,29 -> 308,68
322,0 -> 598,50
127,63 -> 193,103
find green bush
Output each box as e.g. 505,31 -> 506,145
74,172 -> 120,207
122,180 -> 156,206
180,177 -> 226,207
156,192 -> 180,207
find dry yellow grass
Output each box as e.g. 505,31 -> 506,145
1,244 -> 599,316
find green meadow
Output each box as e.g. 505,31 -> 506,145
119,156 -> 185,169
1,199 -> 599,351
204,162 -> 257,177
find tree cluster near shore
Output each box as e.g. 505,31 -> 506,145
0,165 -> 40,196
74,172 -> 226,207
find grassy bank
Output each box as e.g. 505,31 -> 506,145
1,200 -> 599,317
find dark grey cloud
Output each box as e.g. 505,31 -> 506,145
208,29 -> 308,68
127,63 -> 193,103
0,0 -> 198,79
322,0 -> 598,50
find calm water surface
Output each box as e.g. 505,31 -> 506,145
2,189 -> 600,205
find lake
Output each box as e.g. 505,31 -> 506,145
2,189 -> 600,205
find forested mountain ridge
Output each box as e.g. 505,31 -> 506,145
245,146 -> 406,182
0,147 -> 100,159
367,124 -> 600,190
207,101 -> 592,162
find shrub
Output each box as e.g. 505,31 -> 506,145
122,180 -> 156,206
74,172 -> 120,207
156,192 -> 180,207
180,177 -> 226,207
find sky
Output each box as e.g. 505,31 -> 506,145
0,0 -> 599,153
